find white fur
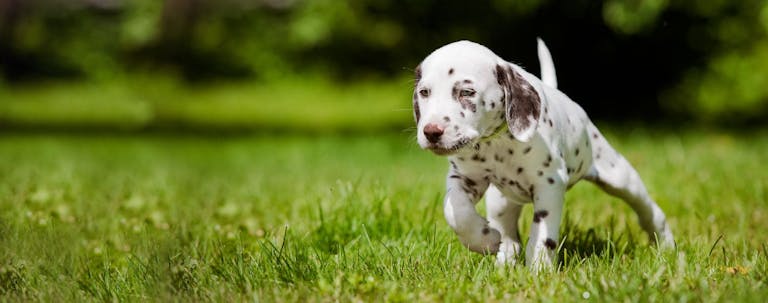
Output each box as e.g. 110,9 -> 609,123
414,40 -> 674,271
537,38 -> 557,89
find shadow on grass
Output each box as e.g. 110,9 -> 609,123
556,214 -> 639,267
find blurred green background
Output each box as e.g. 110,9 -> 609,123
2,2 -> 768,300
1,0 -> 768,131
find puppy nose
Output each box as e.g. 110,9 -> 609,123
423,123 -> 445,143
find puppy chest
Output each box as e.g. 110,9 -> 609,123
450,138 -> 561,202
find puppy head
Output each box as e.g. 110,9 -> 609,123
413,40 -> 541,155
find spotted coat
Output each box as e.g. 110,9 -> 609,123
415,40 -> 675,271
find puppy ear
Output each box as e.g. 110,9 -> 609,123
413,64 -> 422,123
496,63 -> 541,142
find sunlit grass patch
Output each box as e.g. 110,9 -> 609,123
0,130 -> 766,301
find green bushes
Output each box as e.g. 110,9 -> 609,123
2,0 -> 767,123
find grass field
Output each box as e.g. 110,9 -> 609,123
0,129 -> 766,302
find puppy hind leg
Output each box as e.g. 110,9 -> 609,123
585,137 -> 674,248
486,185 -> 523,265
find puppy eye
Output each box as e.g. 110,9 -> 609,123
460,89 -> 476,97
419,88 -> 430,98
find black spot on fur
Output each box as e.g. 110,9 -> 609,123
544,238 -> 557,250
575,148 -> 580,156
452,81 -> 476,112
444,116 -> 450,122
533,210 -> 549,223
547,177 -> 555,184
412,65 -> 422,123
471,154 -> 485,162
462,186 -> 479,197
450,161 -> 458,169
464,178 -> 477,187
482,227 -> 490,235
412,92 -> 420,123
523,146 -> 532,154
537,170 -> 543,176
463,79 -> 472,84
517,167 -> 524,174
415,65 -> 422,81
448,68 -> 454,75
457,157 -> 465,161
508,149 -> 514,155
494,154 -> 504,163
460,112 -> 465,118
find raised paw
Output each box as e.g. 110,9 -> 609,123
459,225 -> 501,254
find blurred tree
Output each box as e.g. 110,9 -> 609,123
0,0 -> 123,80
0,0 -> 766,122
660,0 -> 768,122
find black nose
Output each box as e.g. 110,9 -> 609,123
423,123 -> 444,143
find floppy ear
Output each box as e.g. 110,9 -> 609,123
495,63 -> 541,142
413,64 -> 422,123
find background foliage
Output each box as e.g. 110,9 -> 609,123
1,0 -> 768,127
1,2 -> 767,301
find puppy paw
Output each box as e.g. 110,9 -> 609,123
654,228 -> 676,250
495,240 -> 522,265
460,226 -> 501,254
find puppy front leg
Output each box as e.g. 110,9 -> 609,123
486,185 -> 523,265
444,174 -> 500,254
526,184 -> 565,272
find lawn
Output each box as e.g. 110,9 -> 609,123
0,129 -> 766,302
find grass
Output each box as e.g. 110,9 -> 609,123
0,129 -> 766,302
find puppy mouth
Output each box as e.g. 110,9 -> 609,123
426,137 -> 472,156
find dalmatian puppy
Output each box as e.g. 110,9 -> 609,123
413,39 -> 674,270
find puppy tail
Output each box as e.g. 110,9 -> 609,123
537,38 -> 557,89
